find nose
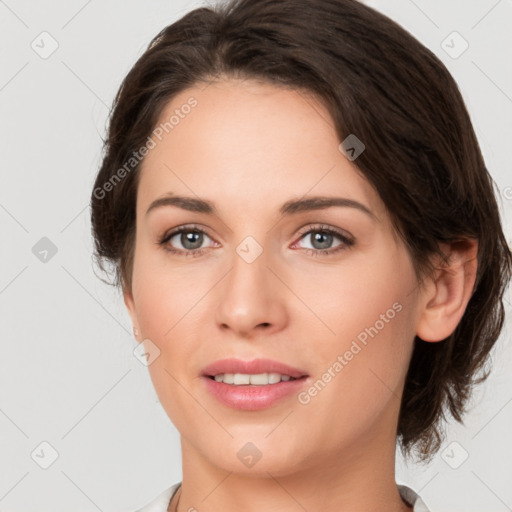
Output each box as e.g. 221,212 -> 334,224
214,246 -> 288,338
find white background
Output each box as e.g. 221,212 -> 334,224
0,1 -> 511,511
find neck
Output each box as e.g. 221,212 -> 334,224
173,407 -> 412,512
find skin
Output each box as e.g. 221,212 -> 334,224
123,78 -> 478,512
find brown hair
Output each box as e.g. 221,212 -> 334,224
90,0 -> 512,461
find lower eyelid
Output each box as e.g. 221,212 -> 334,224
294,229 -> 353,246
160,226 -> 353,255
167,230 -> 215,250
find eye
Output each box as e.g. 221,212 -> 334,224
157,224 -> 217,257
157,223 -> 354,258
292,224 -> 354,257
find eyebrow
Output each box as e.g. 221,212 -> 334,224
145,193 -> 377,220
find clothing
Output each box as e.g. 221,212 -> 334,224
135,481 -> 431,511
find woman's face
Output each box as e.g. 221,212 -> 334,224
124,78 -> 424,476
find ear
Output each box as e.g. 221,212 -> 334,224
123,285 -> 141,342
416,239 -> 478,342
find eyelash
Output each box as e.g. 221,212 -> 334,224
295,224 -> 354,257
157,223 -> 354,258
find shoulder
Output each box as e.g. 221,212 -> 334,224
398,484 -> 431,512
133,482 -> 181,512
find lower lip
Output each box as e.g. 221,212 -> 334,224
201,375 -> 309,411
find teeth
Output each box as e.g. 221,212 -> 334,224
212,373 -> 296,385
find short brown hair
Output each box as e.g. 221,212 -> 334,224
90,0 -> 512,461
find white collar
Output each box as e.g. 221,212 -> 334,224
135,482 -> 431,512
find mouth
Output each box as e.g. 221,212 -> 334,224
200,358 -> 309,410
201,373 -> 310,411
201,357 -> 309,382
204,372 -> 306,386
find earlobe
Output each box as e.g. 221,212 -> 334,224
416,239 -> 478,343
123,286 -> 140,341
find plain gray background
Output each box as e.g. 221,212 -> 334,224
0,1 -> 511,511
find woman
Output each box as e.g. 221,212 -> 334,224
90,0 -> 511,510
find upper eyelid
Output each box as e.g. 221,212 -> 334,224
163,223 -> 353,247
162,224 -> 216,245
296,224 -> 352,238
164,223 -> 348,236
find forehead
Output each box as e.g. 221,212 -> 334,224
137,78 -> 385,221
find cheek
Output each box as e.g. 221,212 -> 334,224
291,240 -> 415,349
294,299 -> 414,450
130,248 -> 213,417
294,248 -> 417,421
131,244 -> 209,341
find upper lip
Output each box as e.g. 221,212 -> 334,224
201,358 -> 308,379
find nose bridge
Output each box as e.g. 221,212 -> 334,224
226,236 -> 273,303
224,223 -> 271,285
214,234 -> 286,334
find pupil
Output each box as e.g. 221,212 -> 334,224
182,231 -> 202,250
180,231 -> 332,251
312,231 -> 332,250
